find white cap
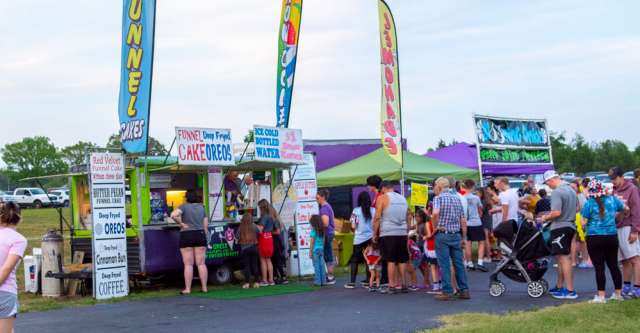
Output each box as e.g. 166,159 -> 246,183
543,170 -> 560,183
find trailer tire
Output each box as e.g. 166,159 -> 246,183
210,264 -> 232,285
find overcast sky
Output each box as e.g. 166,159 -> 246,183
1,0 -> 638,155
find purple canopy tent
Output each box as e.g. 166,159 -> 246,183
304,139 -> 406,172
424,142 -> 553,176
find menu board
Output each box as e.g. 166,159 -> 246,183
254,125 -> 304,164
175,127 -> 235,166
292,152 -> 317,275
89,152 -> 128,300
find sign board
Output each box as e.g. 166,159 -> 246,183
88,152 -> 128,300
175,127 -> 235,166
410,183 -> 428,207
253,125 -> 304,164
291,152 -> 317,275
473,115 -> 553,176
208,167 -> 224,220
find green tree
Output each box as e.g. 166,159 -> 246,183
570,134 -> 595,175
1,136 -> 67,181
106,134 -> 168,156
550,132 -> 572,173
436,138 -> 447,149
243,130 -> 254,143
593,140 -> 635,171
60,141 -> 99,166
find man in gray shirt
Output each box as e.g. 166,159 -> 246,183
540,171 -> 578,300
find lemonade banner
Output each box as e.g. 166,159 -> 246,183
411,183 -> 428,207
378,0 -> 402,166
118,0 -> 157,154
276,0 -> 303,128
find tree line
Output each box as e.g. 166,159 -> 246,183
0,134 -> 168,189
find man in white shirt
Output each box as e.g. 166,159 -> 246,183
496,177 -> 519,224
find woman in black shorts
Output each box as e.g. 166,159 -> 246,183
171,190 -> 209,294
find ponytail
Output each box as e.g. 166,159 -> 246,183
0,202 -> 21,225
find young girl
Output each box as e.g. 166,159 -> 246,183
406,232 -> 422,291
424,213 -> 441,294
257,199 -> 275,286
309,215 -> 326,287
414,209 -> 431,288
363,243 -> 382,291
236,214 -> 260,289
0,202 -> 27,332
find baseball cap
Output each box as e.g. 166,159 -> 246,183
543,170 -> 560,183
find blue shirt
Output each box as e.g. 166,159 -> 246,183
434,191 -> 465,233
310,229 -> 324,252
580,196 -> 624,236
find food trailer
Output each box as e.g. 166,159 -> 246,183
69,125 -> 306,284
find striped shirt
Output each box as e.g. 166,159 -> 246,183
434,191 -> 465,233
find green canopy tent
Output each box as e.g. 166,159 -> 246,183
317,148 -> 479,187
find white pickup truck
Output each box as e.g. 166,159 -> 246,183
9,188 -> 57,208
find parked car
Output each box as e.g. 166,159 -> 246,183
624,171 -> 635,180
49,189 -> 70,207
0,191 -> 15,203
584,171 -> 606,179
594,174 -> 614,190
11,188 -> 56,208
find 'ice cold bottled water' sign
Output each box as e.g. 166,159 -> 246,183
253,125 -> 304,164
89,152 -> 129,300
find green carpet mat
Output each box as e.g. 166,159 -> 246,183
193,283 -> 319,300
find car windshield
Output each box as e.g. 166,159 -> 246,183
31,189 -> 45,195
51,191 -> 61,196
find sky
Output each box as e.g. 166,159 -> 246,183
1,0 -> 638,155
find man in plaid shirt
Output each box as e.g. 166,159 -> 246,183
432,177 -> 470,300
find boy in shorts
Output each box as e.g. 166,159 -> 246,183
364,243 -> 382,291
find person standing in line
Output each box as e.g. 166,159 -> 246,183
373,181 -> 410,294
171,190 -> 209,294
309,215 -> 326,287
539,171 -> 579,300
609,167 -> 640,298
495,177 -> 520,227
316,189 -> 336,285
367,175 -> 389,287
345,191 -> 375,289
237,214 -> 260,289
414,208 -> 432,289
464,180 -> 488,272
0,202 -> 27,332
581,179 -> 626,303
633,169 -> 640,189
271,215 -> 288,285
572,179 -> 592,269
477,187 -> 494,263
431,178 -> 470,301
535,189 -> 552,217
257,199 -> 275,286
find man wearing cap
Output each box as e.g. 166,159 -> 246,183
609,166 -> 640,298
539,170 -> 579,299
432,177 -> 470,300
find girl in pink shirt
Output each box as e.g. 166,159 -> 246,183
0,202 -> 27,331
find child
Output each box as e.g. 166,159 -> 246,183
309,214 -> 326,287
236,214 -> 260,289
406,232 -> 422,291
364,243 -> 382,291
424,214 -> 441,294
415,209 -> 431,288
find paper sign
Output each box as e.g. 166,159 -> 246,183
175,127 -> 235,166
89,152 -> 128,300
411,183 -> 428,207
254,125 -> 304,164
208,167 -> 224,221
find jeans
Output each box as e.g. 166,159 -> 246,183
312,249 -> 326,286
435,232 -> 469,294
324,234 -> 335,265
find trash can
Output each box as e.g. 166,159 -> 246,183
41,230 -> 63,297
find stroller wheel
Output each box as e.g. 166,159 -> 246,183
527,281 -> 545,298
489,281 -> 506,297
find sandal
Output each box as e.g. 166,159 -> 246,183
179,290 -> 191,295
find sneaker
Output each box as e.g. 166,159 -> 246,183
269,282 -> 276,286
280,279 -> 289,285
466,263 -> 475,271
326,276 -> 336,285
252,283 -> 260,289
609,293 -> 625,301
242,283 -> 250,289
368,286 -> 378,292
434,293 -> 455,301
549,287 -> 564,297
259,281 -> 270,287
577,262 -> 593,269
427,283 -> 442,294
622,284 -> 633,298
400,287 -> 409,294
588,295 -> 607,304
408,285 -> 420,292
631,287 -> 640,299
379,286 -> 390,294
476,264 -> 489,272
344,283 -> 356,289
552,289 -> 578,300
455,290 -> 471,300
360,282 -> 370,289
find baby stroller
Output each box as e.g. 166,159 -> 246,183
489,219 -> 551,298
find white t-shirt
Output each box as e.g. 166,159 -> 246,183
350,207 -> 375,245
499,188 -> 520,222
456,192 -> 469,220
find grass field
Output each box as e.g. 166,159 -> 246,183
425,298 -> 640,333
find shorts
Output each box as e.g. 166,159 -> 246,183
368,264 -> 382,272
467,226 -> 486,241
482,217 -> 493,231
412,258 -> 422,269
549,227 -> 575,256
424,250 -> 438,265
618,226 -> 640,261
379,235 -> 409,263
179,230 -> 207,248
258,232 -> 274,258
0,291 -> 18,319
324,234 -> 335,265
